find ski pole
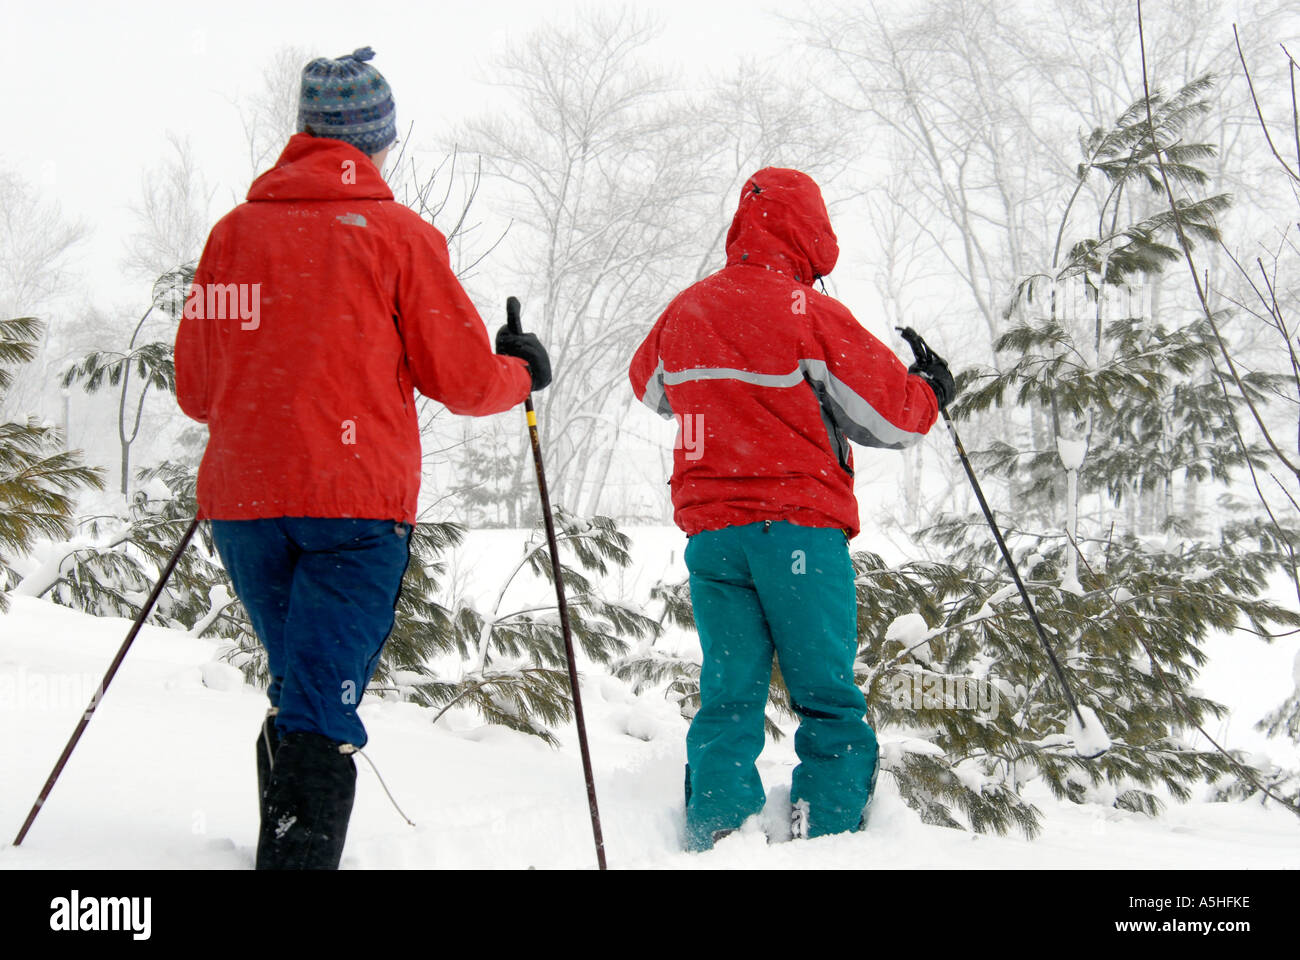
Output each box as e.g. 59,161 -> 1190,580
896,327 -> 1108,759
14,514 -> 202,845
506,296 -> 608,869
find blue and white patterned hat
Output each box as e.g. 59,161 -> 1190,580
297,46 -> 396,155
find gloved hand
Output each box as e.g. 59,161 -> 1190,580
910,356 -> 956,409
896,326 -> 958,409
495,326 -> 552,392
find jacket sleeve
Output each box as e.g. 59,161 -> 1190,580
629,309 -> 674,419
174,230 -> 220,424
394,215 -> 532,415
804,298 -> 938,449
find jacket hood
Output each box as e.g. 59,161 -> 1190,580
247,132 -> 394,202
724,167 -> 839,284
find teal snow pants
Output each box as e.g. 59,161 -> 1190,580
683,520 -> 877,851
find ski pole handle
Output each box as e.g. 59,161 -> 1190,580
896,325 -> 938,366
505,296 -> 534,403
506,295 -> 523,336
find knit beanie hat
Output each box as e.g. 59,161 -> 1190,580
297,47 -> 397,155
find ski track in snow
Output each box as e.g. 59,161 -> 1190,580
2,526 -> 1299,870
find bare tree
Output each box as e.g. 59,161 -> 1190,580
800,0 -> 1058,356
1163,25 -> 1300,587
800,0 -> 1290,354
236,45 -> 311,181
120,133 -> 214,282
52,136 -> 213,498
454,8 -> 703,518
389,148 -> 526,526
681,59 -> 855,282
0,172 -> 88,422
0,174 -> 87,317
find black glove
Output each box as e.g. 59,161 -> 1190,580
896,326 -> 958,409
910,357 -> 956,408
495,326 -> 552,392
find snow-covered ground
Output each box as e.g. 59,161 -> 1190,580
1,527 -> 1297,870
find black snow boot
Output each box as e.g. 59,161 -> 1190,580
256,730 -> 357,870
255,708 -> 281,824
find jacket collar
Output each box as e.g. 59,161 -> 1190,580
247,132 -> 393,202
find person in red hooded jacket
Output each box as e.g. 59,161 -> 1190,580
630,168 -> 955,850
175,47 -> 550,870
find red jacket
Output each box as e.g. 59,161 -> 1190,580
175,133 -> 531,523
629,167 -> 938,538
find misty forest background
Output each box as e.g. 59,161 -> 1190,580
5,0 -> 1300,836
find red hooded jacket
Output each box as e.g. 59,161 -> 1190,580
175,134 -> 531,523
629,168 -> 938,538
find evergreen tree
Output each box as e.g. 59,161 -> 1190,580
1237,687 -> 1300,807
0,315 -> 104,612
25,460 -> 222,623
447,425 -> 527,528
413,511 -> 660,744
613,579 -> 795,740
945,71 -> 1300,823
61,263 -> 193,497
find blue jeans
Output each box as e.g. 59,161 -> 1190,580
684,521 -> 876,849
210,517 -> 412,747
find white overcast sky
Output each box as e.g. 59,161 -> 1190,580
9,0 -> 816,315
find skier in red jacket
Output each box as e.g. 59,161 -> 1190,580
630,167 -> 954,849
175,47 -> 550,869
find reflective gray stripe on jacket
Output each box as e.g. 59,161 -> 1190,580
797,359 -> 921,450
663,366 -> 805,389
638,358 -> 674,418
642,361 -> 923,450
